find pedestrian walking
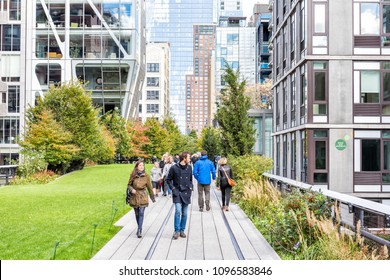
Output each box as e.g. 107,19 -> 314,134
150,161 -> 163,197
166,151 -> 193,239
127,160 -> 156,238
193,150 -> 216,212
162,155 -> 174,196
217,157 -> 234,211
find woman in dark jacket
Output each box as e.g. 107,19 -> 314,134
127,160 -> 155,238
218,157 -> 234,211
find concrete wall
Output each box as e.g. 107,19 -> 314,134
329,0 -> 353,56
329,129 -> 354,194
328,60 -> 353,125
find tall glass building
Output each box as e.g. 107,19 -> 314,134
145,0 -> 216,133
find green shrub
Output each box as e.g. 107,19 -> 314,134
17,150 -> 47,178
11,170 -> 58,185
228,154 -> 273,181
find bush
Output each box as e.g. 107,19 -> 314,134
11,170 -> 58,185
228,154 -> 273,181
17,151 -> 47,178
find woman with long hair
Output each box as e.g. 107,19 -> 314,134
127,160 -> 155,238
218,157 -> 234,211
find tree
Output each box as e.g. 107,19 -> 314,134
245,78 -> 273,109
101,109 -> 133,159
143,118 -> 170,158
26,81 -> 114,170
126,119 -> 150,158
20,109 -> 78,170
199,126 -> 221,160
215,65 -> 256,156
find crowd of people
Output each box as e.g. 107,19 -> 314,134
126,150 -> 234,239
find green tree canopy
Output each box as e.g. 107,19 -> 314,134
215,65 -> 256,156
199,126 -> 221,160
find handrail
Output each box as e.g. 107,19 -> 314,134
263,173 -> 390,216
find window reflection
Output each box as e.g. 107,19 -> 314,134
361,3 -> 380,35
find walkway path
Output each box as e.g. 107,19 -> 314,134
92,183 -> 280,260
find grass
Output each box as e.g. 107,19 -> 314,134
0,164 -> 152,260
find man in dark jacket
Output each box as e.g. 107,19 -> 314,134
166,151 -> 193,240
193,150 -> 216,211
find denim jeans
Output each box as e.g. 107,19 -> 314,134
174,203 -> 189,232
134,207 -> 145,231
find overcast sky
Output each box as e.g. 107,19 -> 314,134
243,0 -> 269,17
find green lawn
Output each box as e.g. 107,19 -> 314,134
0,164 -> 152,260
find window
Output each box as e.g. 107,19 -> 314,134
146,90 -> 159,100
360,3 -> 380,35
290,14 -> 295,60
146,104 -> 159,113
313,62 -> 327,115
146,77 -> 159,87
139,104 -> 142,113
147,63 -> 159,72
313,130 -> 328,183
361,71 -> 380,103
355,130 -> 390,185
227,34 -> 239,44
291,74 -> 296,121
0,117 -> 19,144
354,62 -> 390,115
7,85 -> 19,113
312,2 -> 328,49
0,24 -> 20,51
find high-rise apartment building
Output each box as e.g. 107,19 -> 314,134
215,16 -> 256,98
271,0 -> 390,204
186,24 -> 216,134
145,0 -> 216,133
254,4 -> 271,83
0,0 -> 145,165
139,42 -> 170,122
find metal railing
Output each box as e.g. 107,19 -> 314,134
0,165 -> 18,185
263,173 -> 390,248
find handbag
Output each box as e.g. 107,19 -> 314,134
222,167 -> 236,187
126,187 -> 132,205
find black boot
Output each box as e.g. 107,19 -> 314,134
136,229 -> 142,238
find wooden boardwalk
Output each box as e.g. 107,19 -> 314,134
92,183 -> 280,260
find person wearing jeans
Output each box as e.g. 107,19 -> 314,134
127,160 -> 155,238
166,151 -> 193,239
193,150 -> 216,211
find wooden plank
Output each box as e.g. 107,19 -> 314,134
223,203 -> 260,260
109,196 -> 169,260
150,209 -> 175,260
230,204 -> 280,260
202,208 -> 223,260
130,197 -> 173,259
210,188 -> 239,260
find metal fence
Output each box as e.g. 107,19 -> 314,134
0,165 -> 18,185
263,173 -> 390,248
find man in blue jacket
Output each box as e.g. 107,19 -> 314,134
193,150 -> 216,211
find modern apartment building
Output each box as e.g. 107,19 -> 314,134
186,24 -> 216,134
145,0 -> 216,133
0,0 -> 145,165
271,0 -> 390,203
0,0 -> 21,165
215,16 -> 256,97
139,42 -> 170,122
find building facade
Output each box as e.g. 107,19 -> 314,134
271,0 -> 390,204
0,0 -> 145,165
139,42 -> 170,122
0,0 -> 21,165
215,16 -> 256,98
186,24 -> 216,134
145,0 -> 216,133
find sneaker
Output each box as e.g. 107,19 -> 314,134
173,232 -> 179,240
180,231 -> 186,238
225,206 -> 229,211
206,205 -> 210,211
199,207 -> 203,212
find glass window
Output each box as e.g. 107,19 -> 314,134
147,63 -> 160,72
384,72 -> 390,102
315,141 -> 326,170
383,5 -> 390,34
362,139 -> 380,171
146,90 -> 159,100
360,3 -> 380,35
314,72 -> 326,100
361,71 -> 380,103
384,141 -> 390,170
7,85 -> 19,113
314,173 -> 327,183
314,4 -> 326,33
